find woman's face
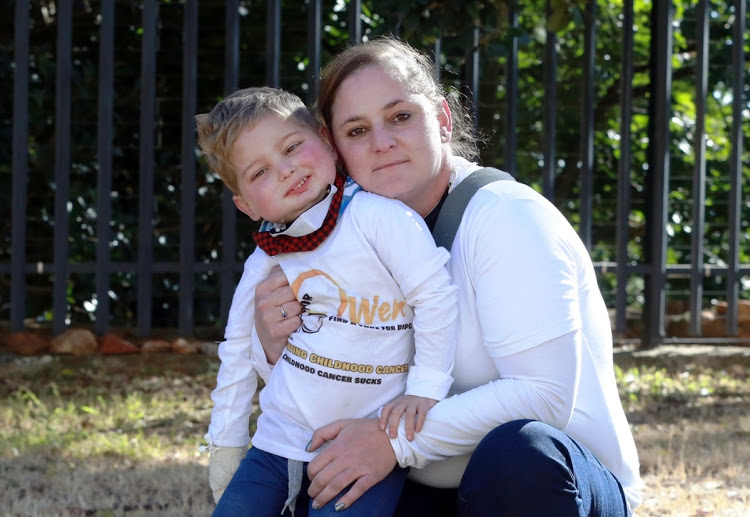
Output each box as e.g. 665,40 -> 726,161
328,64 -> 453,216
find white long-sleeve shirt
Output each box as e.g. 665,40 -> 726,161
251,159 -> 642,510
208,179 -> 457,462
389,158 -> 643,511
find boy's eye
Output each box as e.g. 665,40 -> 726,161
286,142 -> 300,154
251,168 -> 267,180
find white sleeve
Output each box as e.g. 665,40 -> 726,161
207,249 -> 275,447
361,194 -> 458,401
248,326 -> 274,384
390,185 -> 585,466
391,330 -> 580,468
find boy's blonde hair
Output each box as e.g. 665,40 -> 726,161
196,87 -> 321,194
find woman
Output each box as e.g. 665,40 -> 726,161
249,37 -> 642,516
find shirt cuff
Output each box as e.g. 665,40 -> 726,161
405,365 -> 453,401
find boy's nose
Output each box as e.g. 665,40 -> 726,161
279,160 -> 295,180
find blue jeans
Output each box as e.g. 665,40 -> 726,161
395,420 -> 629,517
214,446 -> 408,517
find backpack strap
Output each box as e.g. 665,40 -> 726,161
432,167 -> 515,249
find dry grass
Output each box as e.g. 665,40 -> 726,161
1,353 -> 748,516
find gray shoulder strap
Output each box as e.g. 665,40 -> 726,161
432,167 -> 515,250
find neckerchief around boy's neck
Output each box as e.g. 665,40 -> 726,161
253,172 -> 352,256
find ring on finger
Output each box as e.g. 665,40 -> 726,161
280,304 -> 288,319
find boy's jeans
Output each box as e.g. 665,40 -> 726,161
213,446 -> 408,517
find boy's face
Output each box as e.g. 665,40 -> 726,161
231,113 -> 338,224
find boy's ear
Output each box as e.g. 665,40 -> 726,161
233,194 -> 262,221
319,127 -> 339,162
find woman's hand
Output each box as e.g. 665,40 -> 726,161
255,265 -> 301,364
306,418 -> 398,510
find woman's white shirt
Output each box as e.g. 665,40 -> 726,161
390,158 -> 642,511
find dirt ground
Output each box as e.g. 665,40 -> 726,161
1,348 -> 749,516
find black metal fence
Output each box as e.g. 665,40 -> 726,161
3,0 -> 749,346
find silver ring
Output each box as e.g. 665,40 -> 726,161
280,304 -> 287,319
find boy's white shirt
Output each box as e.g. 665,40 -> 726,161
208,179 -> 457,463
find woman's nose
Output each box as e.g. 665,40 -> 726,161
371,125 -> 396,152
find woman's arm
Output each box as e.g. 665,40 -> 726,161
390,331 -> 579,467
305,331 -> 580,509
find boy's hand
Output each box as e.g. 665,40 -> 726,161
379,395 -> 437,441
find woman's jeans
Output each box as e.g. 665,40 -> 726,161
213,446 -> 408,517
395,420 -> 630,517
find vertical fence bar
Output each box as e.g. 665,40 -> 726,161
726,0 -> 746,335
307,0 -> 322,105
53,0 -> 73,335
465,26 -> 480,126
95,0 -> 115,335
266,0 -> 280,87
137,0 -> 158,336
644,1 -> 673,346
11,0 -> 30,332
504,2 -> 518,177
348,0 -> 362,45
615,0 -> 634,335
179,0 -> 198,335
542,0 -> 557,201
579,0 -> 596,249
690,0 -> 708,336
221,0 -> 240,324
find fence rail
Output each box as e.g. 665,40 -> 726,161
3,0 -> 749,346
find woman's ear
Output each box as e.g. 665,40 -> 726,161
438,98 -> 453,143
233,194 -> 262,221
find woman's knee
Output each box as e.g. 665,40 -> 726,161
458,420 -> 579,513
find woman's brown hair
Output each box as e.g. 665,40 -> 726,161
316,36 -> 479,161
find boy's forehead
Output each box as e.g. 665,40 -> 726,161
248,111 -> 309,133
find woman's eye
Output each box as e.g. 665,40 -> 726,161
347,127 -> 366,137
393,112 -> 410,123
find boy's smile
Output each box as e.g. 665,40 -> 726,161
231,113 -> 338,224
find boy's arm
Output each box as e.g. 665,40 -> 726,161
205,250 -> 276,501
362,194 -> 458,401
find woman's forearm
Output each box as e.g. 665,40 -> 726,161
391,330 -> 581,469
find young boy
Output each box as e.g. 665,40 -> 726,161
195,87 -> 457,516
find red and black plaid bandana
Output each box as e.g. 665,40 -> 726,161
252,172 -> 346,256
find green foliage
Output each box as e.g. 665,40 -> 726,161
615,364 -> 750,407
1,0 -> 748,330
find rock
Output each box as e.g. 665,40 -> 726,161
98,333 -> 140,355
199,341 -> 220,358
7,332 -> 51,356
142,339 -> 172,353
172,337 -> 199,354
713,300 -> 750,318
702,315 -> 727,338
50,329 -> 98,356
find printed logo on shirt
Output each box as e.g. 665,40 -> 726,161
290,269 -> 409,326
